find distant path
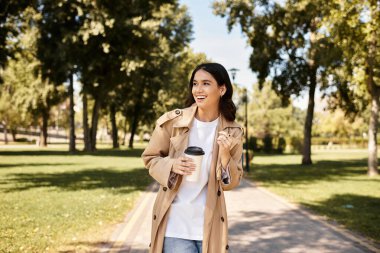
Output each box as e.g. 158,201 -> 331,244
104,179 -> 379,253
0,145 -> 39,149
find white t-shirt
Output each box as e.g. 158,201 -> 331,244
165,117 -> 219,240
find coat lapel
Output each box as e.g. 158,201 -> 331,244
203,116 -> 223,246
169,104 -> 197,154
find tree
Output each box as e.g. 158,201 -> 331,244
313,109 -> 368,140
248,81 -> 304,140
0,0 -> 30,82
2,7 -> 65,146
318,0 -> 379,176
37,0 -> 85,152
213,0 -> 340,164
113,3 -> 193,148
0,84 -> 19,143
152,48 -> 208,119
74,0 -> 192,151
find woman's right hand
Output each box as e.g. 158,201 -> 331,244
172,156 -> 196,175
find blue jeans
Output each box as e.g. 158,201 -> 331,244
163,237 -> 202,253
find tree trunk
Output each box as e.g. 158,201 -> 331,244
368,86 -> 379,176
366,27 -> 379,176
11,128 -> 16,142
40,109 -> 49,147
366,58 -> 379,176
110,103 -> 119,149
3,120 -> 8,144
302,68 -> 317,165
90,98 -> 101,152
68,73 -> 76,153
122,116 -> 128,146
82,92 -> 91,152
128,103 -> 141,149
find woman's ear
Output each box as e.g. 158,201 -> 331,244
220,85 -> 226,96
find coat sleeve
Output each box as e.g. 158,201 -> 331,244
221,129 -> 244,191
141,121 -> 176,188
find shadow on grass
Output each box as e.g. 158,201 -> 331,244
302,194 -> 380,244
0,148 -> 145,158
0,163 -> 77,169
2,167 -> 153,194
246,159 -> 379,185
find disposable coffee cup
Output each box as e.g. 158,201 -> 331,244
184,146 -> 205,182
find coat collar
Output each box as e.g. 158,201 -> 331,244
173,103 -> 241,130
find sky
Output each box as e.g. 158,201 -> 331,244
179,0 -> 257,90
178,0 -> 320,110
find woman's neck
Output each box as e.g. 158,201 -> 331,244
196,107 -> 219,122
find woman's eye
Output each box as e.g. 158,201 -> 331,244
204,83 -> 210,86
192,83 -> 197,86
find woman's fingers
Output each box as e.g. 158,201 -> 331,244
172,156 -> 195,175
218,131 -> 230,137
181,157 -> 196,170
217,139 -> 230,149
217,136 -> 231,147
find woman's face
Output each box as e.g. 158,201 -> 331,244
192,69 -> 226,110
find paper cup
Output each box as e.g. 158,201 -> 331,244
184,146 -> 204,182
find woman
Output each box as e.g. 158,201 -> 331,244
142,63 -> 243,253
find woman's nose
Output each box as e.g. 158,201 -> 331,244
194,85 -> 203,92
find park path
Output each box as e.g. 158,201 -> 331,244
102,179 -> 379,253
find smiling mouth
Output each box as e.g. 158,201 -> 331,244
195,95 -> 206,102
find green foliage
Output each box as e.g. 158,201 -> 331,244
317,0 -> 380,116
213,0 -> 340,104
152,48 -> 208,121
213,0 -> 342,163
313,108 -> 369,138
1,7 -> 65,130
277,136 -> 286,153
34,0 -> 194,149
262,134 -> 273,153
0,0 -> 31,80
236,81 -> 304,153
248,81 -> 305,139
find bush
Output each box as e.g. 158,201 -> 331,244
15,138 -> 29,142
248,136 -> 259,152
289,137 -> 303,154
263,134 -> 273,153
276,137 -> 286,154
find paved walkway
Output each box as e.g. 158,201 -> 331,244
103,179 -> 379,253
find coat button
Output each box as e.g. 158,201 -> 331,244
175,109 -> 181,115
153,215 -> 157,220
217,190 -> 221,196
163,187 -> 167,191
226,244 -> 229,250
221,216 -> 224,222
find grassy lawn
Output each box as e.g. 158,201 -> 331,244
246,149 -> 380,244
0,145 -> 152,252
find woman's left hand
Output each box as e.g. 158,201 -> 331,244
217,131 -> 232,167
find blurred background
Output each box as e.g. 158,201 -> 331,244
0,0 -> 379,252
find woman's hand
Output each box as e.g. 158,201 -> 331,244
172,156 -> 196,175
217,131 -> 232,167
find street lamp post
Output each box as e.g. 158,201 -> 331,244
228,68 -> 250,172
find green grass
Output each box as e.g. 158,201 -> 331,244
0,145 -> 152,252
246,149 -> 380,244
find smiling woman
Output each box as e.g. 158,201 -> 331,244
142,63 -> 244,253
186,63 -> 237,122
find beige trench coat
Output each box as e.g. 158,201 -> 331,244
141,104 -> 243,253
